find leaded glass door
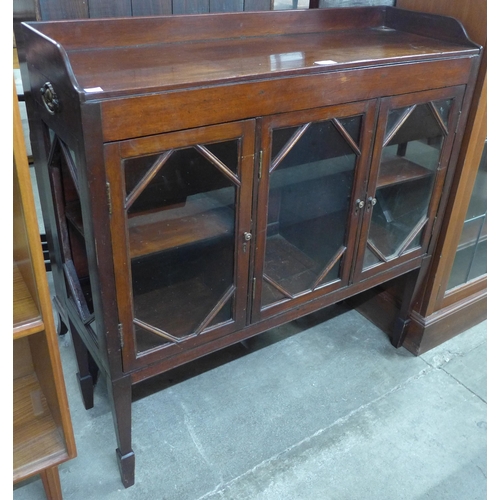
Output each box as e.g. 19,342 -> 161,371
252,102 -> 376,321
355,87 -> 465,280
106,121 -> 255,370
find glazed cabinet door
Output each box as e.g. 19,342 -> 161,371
354,86 -> 466,281
252,101 -> 377,321
105,121 -> 255,371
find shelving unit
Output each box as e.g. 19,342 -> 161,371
13,81 -> 76,499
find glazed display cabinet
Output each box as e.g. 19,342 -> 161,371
351,0 -> 487,353
21,6 -> 481,487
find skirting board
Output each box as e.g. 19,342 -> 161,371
349,287 -> 487,356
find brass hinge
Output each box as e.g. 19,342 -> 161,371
252,277 -> 257,300
106,181 -> 112,215
118,323 -> 124,348
258,150 -> 263,179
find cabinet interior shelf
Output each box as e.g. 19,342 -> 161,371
13,261 -> 43,339
377,157 -> 433,188
13,372 -> 68,481
128,200 -> 234,259
65,201 -> 84,237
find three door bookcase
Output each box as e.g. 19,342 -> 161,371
21,6 -> 481,487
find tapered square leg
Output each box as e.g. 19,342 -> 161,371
70,320 -> 96,410
392,269 -> 420,348
107,375 -> 135,488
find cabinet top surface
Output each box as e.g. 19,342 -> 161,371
24,7 -> 479,99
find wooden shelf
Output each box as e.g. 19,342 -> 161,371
67,192 -> 234,259
65,201 -> 84,236
13,77 -> 76,497
13,373 -> 68,481
13,262 -> 43,339
377,157 -> 433,188
264,234 -> 322,296
128,200 -> 234,259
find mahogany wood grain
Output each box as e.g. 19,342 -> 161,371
22,8 -> 481,488
442,275 -> 486,308
99,57 -> 473,142
377,158 -> 433,188
31,28 -> 476,98
404,288 -> 487,355
69,318 -> 96,410
25,8 -> 385,50
397,0 -> 486,48
128,204 -> 233,258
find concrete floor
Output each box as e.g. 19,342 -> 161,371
14,301 -> 487,500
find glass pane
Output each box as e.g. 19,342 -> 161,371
468,239 -> 487,281
123,142 -> 239,353
364,102 -> 447,268
447,141 -> 487,291
263,117 -> 360,306
261,280 -> 288,306
338,115 -> 362,144
465,142 -> 487,219
48,133 -> 94,319
434,99 -> 453,128
385,107 -> 411,139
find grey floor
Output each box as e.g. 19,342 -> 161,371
13,300 -> 487,500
